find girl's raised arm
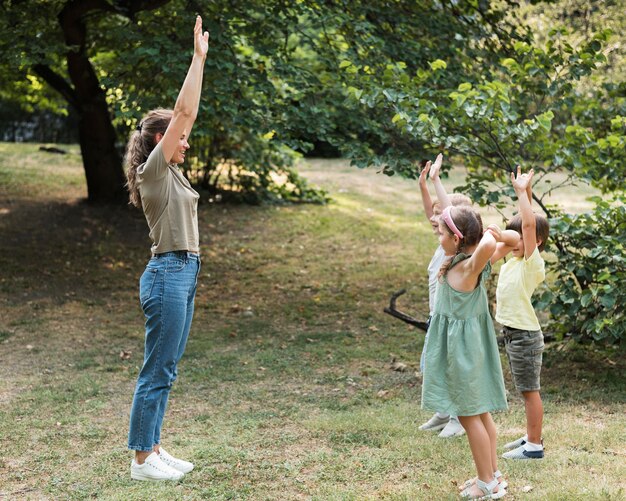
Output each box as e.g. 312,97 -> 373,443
429,154 -> 452,209
489,225 -> 521,264
465,230 -> 497,276
419,161 -> 434,221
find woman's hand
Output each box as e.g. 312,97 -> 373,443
194,15 -> 209,58
429,153 -> 443,180
419,161 -> 431,186
510,165 -> 534,194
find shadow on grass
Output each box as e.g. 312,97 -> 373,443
0,197 -> 148,304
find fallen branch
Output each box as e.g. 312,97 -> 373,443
383,289 -> 429,332
39,145 -> 67,154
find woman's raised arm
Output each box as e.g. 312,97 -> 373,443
160,15 -> 209,163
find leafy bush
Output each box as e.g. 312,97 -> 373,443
537,197 -> 626,342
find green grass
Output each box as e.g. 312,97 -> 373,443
0,142 -> 624,500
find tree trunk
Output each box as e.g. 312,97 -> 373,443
59,0 -> 126,203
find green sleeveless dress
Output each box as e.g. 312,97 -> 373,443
421,254 -> 508,416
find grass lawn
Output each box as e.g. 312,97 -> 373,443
0,142 -> 624,500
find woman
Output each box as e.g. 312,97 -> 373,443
124,15 -> 208,481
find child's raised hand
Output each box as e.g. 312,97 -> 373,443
419,161 -> 431,185
485,224 -> 502,241
510,165 -> 534,193
429,153 -> 443,180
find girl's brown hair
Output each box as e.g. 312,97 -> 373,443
438,206 -> 484,278
124,108 -> 173,208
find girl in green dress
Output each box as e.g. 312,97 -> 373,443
422,205 -> 518,499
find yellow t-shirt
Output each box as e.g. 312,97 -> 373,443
137,142 -> 200,254
495,247 -> 545,331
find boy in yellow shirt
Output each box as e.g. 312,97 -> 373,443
491,167 -> 550,460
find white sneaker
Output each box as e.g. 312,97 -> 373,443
418,413 -> 450,431
130,452 -> 185,481
438,416 -> 465,438
502,444 -> 544,460
159,447 -> 194,473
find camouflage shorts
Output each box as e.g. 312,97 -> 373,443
502,326 -> 544,393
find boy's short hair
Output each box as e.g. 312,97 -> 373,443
506,213 -> 550,251
432,193 -> 472,211
450,193 -> 472,207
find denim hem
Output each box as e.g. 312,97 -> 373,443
128,445 -> 155,452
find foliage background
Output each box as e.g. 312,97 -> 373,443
0,0 -> 624,340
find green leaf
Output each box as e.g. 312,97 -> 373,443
501,58 -> 517,68
536,110 -> 554,132
429,59 -> 447,71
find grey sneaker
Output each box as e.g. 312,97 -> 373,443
502,444 -> 544,460
438,416 -> 465,438
503,435 -> 527,450
418,413 -> 450,431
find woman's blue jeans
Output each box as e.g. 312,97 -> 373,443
128,251 -> 200,451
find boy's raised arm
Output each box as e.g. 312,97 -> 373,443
511,166 -> 537,260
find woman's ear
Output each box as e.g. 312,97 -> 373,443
155,132 -> 164,144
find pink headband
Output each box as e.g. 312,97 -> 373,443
442,206 -> 464,239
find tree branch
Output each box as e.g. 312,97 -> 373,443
32,64 -> 80,111
113,0 -> 172,19
383,289 -> 429,332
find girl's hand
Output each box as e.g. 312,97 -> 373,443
429,153 -> 443,180
194,15 -> 209,58
419,161 -> 431,186
511,165 -> 534,193
485,224 -> 502,241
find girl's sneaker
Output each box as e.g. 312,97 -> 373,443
418,413 -> 449,431
438,416 -> 465,438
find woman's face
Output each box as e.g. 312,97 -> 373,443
171,132 -> 190,165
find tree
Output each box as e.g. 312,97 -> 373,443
1,0 -> 173,203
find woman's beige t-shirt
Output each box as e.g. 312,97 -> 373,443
137,142 -> 199,254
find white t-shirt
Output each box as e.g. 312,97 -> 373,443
427,245 -> 447,316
